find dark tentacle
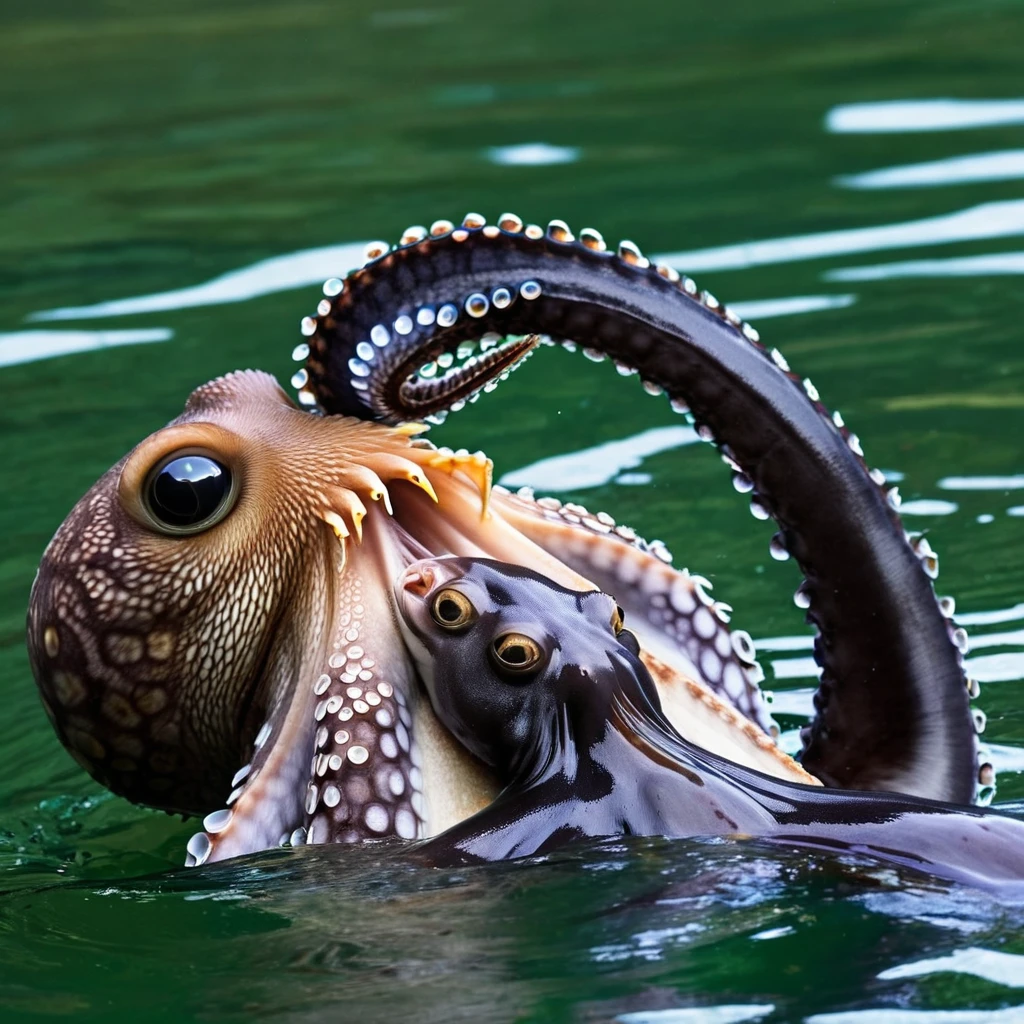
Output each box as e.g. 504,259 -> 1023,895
298,214 -> 980,803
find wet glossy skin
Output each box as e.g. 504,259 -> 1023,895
27,373 -> 806,865
26,213 -> 986,868
305,215 -> 981,802
400,558 -> 1024,897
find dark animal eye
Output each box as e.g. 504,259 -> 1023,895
492,633 -> 543,673
145,454 -> 235,533
611,605 -> 625,635
431,589 -> 476,629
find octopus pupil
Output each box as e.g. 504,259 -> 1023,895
437,599 -> 463,622
503,645 -> 529,664
149,456 -> 230,527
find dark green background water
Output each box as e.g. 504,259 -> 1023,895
3,1 -> 1024,1020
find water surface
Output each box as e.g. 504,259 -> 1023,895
2,1 -> 1024,1020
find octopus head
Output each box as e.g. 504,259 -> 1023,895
26,370 -> 508,856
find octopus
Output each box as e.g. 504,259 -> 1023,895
25,212 -> 988,868
400,556 -> 1023,897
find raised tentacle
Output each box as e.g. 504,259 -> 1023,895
297,214 -> 981,803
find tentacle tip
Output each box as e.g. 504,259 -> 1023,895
368,488 -> 394,516
412,471 -> 439,504
395,422 -> 430,436
323,510 -> 350,539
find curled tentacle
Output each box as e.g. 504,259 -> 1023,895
299,214 -> 980,803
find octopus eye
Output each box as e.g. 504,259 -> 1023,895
492,633 -> 544,674
144,453 -> 236,534
431,589 -> 476,630
611,605 -> 626,635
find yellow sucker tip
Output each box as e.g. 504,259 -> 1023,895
323,510 -> 350,538
413,472 -> 439,503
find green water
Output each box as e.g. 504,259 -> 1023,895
3,1 -> 1024,1020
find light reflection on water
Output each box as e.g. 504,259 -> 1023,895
828,251 -> 1024,281
0,328 -> 172,367
826,98 -> 1024,133
484,142 -> 580,166
877,946 -> 1024,988
654,201 -> 1024,272
837,150 -> 1024,190
4,4 -> 1024,1020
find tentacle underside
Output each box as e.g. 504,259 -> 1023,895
302,218 -> 978,803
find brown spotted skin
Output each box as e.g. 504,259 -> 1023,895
26,211 -> 985,866
29,368 -> 808,863
29,374 -> 339,813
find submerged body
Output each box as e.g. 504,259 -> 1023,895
398,558 -> 1024,896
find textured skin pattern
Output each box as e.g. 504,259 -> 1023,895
29,371 -> 811,864
406,560 -> 1022,900
25,212 -> 989,868
300,214 -> 981,804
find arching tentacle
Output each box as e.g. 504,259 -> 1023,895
298,214 -> 980,803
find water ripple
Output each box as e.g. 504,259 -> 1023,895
838,150 -> 1024,190
0,328 -> 172,367
616,1007 -> 774,1024
827,98 -> 1024,133
498,426 -> 698,491
878,946 -> 1024,988
829,252 -> 1024,282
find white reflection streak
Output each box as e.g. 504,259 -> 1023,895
765,687 -> 815,717
827,98 -> 1024,133
729,294 -> 855,318
838,150 -> 1024,189
0,328 -> 172,368
770,657 -> 820,681
828,251 -> 1024,282
987,743 -> 1024,774
485,143 -> 580,166
616,1007 -> 775,1024
809,1008 -> 1024,1024
958,602 -> 1024,627
878,946 -> 1024,988
965,627 -> 1024,650
899,499 -> 959,516
965,652 -> 1024,683
939,474 -> 1024,491
28,242 -> 371,322
498,426 -> 699,491
657,200 -> 1024,273
755,635 -> 814,652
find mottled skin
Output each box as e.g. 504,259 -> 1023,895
28,373 -> 804,863
26,212 -> 984,866
400,558 -> 1023,897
